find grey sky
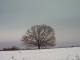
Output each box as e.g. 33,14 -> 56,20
0,0 -> 80,48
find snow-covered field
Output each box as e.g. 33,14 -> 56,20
0,47 -> 80,60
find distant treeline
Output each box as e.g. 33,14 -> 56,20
0,46 -> 23,51
0,45 -> 80,51
55,45 -> 80,48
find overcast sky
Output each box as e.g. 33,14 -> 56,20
0,0 -> 80,49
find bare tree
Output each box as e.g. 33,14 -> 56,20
21,24 -> 56,49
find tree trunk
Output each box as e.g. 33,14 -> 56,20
38,40 -> 40,49
38,45 -> 40,49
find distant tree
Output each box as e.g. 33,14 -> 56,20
2,48 -> 7,51
21,24 -> 56,49
71,46 -> 74,47
10,46 -> 20,50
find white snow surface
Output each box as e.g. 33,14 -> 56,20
0,47 -> 80,60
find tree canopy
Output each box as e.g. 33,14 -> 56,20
21,24 -> 56,49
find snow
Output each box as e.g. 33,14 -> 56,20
0,47 -> 80,60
